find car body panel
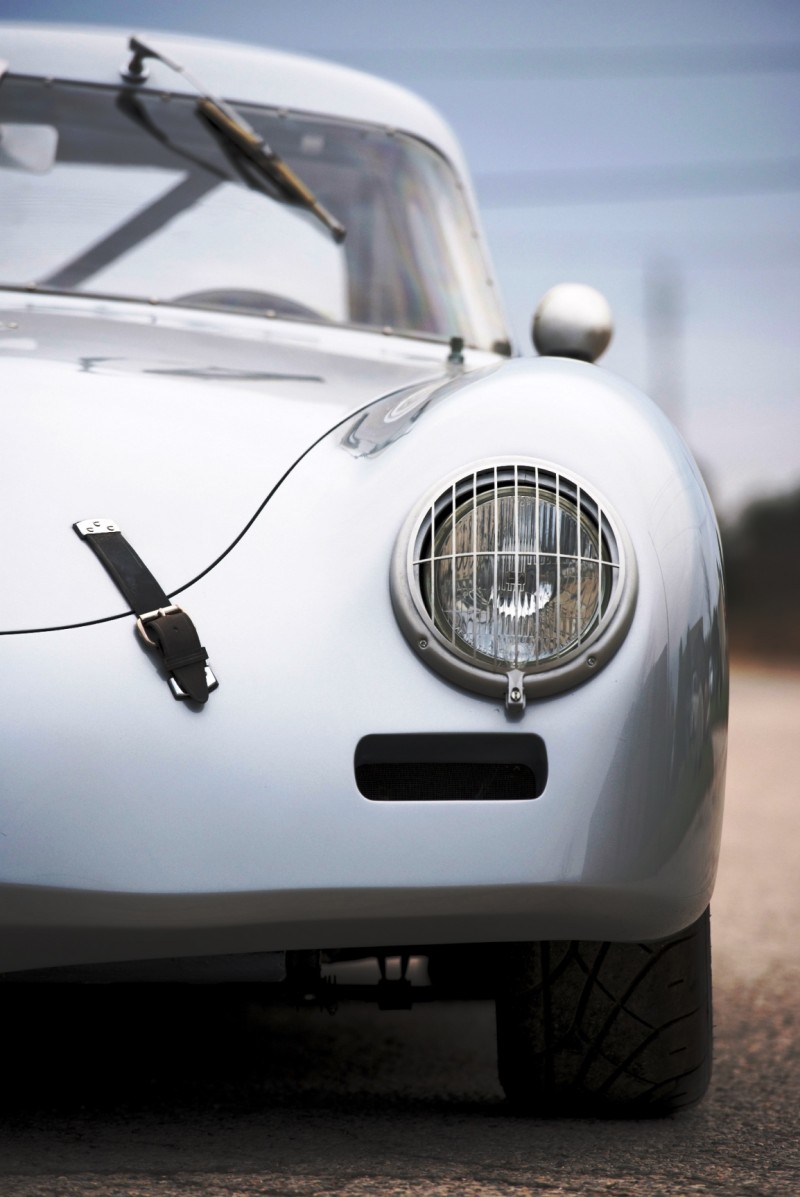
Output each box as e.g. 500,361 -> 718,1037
0,357 -> 726,972
0,293 -> 485,627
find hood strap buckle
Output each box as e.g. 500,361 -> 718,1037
74,518 -> 218,703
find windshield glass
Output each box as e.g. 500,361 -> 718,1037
0,76 -> 509,352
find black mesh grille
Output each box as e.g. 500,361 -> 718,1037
354,730 -> 549,802
356,760 -> 538,802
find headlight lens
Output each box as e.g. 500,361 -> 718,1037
422,483 -> 606,668
392,461 -> 636,703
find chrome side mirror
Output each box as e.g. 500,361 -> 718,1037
532,283 -> 613,363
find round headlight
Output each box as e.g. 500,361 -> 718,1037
391,461 -> 636,707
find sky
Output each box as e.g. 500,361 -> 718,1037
2,0 -> 798,519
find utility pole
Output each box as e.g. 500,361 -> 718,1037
645,257 -> 685,433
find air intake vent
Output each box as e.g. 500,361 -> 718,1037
355,734 -> 547,801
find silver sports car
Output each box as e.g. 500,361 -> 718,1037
0,25 -> 727,1116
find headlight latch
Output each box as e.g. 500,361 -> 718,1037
506,670 -> 526,713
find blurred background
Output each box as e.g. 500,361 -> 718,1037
3,0 -> 798,659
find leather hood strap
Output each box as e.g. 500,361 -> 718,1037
74,519 -> 217,703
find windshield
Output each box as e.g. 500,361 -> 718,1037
0,75 -> 510,352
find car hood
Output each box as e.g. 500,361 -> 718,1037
0,297 -> 462,629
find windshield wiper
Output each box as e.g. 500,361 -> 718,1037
121,36 -> 346,244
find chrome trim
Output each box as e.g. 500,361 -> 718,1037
169,666 -> 219,699
136,604 -> 183,648
74,518 -> 120,536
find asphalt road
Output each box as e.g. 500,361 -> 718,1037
1,666 -> 798,1196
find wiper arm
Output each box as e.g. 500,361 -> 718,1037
195,97 -> 346,243
122,36 -> 346,244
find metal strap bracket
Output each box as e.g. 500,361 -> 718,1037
136,604 -> 184,647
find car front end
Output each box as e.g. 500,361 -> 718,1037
0,24 -> 727,1114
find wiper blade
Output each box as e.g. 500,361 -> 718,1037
122,36 -> 346,244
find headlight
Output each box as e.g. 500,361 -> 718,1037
391,461 -> 637,709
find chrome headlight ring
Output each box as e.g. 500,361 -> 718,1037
390,459 -> 638,710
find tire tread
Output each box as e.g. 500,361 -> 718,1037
496,909 -> 712,1116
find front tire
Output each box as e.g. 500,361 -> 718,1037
495,908 -> 712,1117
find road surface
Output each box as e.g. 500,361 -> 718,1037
1,665 -> 798,1196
